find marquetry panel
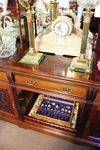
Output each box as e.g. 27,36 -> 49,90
0,89 -> 12,113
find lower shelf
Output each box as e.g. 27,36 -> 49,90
24,94 -> 79,131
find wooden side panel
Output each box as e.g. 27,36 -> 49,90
0,71 -> 8,81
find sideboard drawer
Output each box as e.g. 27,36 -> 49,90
14,74 -> 88,98
0,71 -> 8,81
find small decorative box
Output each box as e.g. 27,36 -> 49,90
28,95 -> 79,129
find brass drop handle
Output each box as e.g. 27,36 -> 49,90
62,87 -> 73,93
26,80 -> 36,86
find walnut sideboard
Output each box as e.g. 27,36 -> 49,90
0,45 -> 100,148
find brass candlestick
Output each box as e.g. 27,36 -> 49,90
80,11 -> 93,55
18,0 -> 45,65
49,0 -> 58,21
69,0 -> 97,73
26,8 -> 35,54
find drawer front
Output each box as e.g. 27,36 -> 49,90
0,71 -> 8,81
14,74 -> 88,97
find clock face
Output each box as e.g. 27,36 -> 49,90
53,21 -> 69,37
52,16 -> 73,38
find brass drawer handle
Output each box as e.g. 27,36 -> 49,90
62,87 -> 73,93
26,80 -> 36,86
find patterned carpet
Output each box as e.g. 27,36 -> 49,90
0,120 -> 98,150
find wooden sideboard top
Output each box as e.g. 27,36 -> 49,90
0,43 -> 100,87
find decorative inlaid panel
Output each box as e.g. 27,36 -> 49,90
0,89 -> 12,113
